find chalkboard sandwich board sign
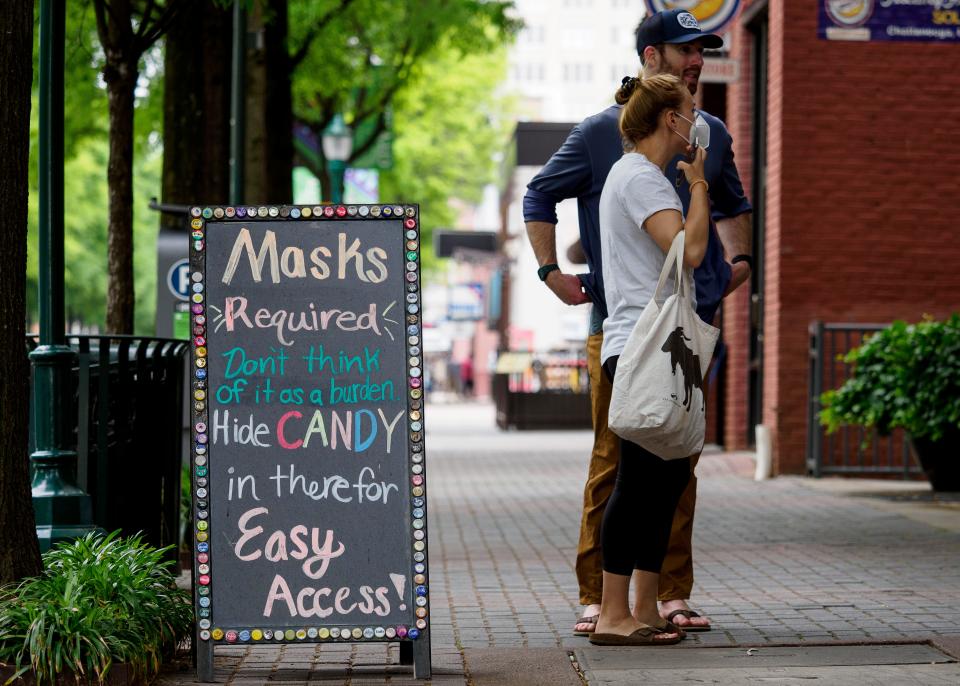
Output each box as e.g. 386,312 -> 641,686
187,204 -> 430,679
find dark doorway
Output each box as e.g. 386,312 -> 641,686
746,4 -> 768,444
699,80 -> 728,446
700,82 -> 727,124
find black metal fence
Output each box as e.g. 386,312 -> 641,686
27,335 -> 189,551
807,321 -> 922,478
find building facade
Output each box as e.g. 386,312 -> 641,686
502,0 -> 960,473
722,0 -> 960,472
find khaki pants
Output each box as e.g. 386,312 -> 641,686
576,331 -> 699,605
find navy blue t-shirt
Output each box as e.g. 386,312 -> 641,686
523,104 -> 751,329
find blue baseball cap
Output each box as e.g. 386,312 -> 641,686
636,9 -> 724,55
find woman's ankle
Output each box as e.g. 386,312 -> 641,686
632,608 -> 662,626
595,614 -> 640,634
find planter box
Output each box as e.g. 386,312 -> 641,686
493,374 -> 592,430
911,427 -> 960,492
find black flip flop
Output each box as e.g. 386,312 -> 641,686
665,608 -> 712,632
654,619 -> 686,639
572,614 -> 599,637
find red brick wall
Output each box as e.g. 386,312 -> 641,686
722,2 -> 756,451
726,0 -> 960,472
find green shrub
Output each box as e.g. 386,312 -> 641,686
820,314 -> 960,441
0,531 -> 192,685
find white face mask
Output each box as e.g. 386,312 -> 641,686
672,111 -> 710,150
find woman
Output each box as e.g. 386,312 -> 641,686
589,73 -> 709,646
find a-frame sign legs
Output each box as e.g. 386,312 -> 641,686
399,633 -> 431,679
197,635 -> 430,680
198,641 -> 214,682
412,633 -> 432,680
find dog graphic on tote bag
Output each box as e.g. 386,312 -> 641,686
661,327 -> 704,412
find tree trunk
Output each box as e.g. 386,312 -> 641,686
104,58 -> 138,334
0,0 -> 43,583
161,0 -> 232,230
263,0 -> 292,203
246,0 -> 293,203
244,4 -> 267,204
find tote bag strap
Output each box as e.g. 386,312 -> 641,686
653,230 -> 686,302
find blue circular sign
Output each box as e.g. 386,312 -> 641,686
167,258 -> 191,301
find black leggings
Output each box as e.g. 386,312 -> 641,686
601,356 -> 691,576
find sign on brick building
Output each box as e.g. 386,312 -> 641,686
820,1 -> 960,43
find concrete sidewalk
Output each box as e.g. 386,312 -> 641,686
161,401 -> 960,685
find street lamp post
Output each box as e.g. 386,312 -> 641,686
31,0 -> 98,551
322,114 -> 353,204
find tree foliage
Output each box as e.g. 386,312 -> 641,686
26,0 -> 519,330
381,37 -> 515,263
27,2 -> 163,334
290,0 -> 520,198
92,0 -> 185,334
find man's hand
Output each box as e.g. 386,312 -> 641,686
526,220 -> 591,305
546,271 -> 591,305
723,260 -> 751,296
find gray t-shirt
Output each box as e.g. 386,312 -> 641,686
600,152 -> 696,364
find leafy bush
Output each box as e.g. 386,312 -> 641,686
0,532 -> 192,685
820,314 -> 960,441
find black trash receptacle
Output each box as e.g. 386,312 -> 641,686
28,335 -> 189,554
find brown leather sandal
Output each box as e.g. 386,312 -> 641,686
589,624 -> 683,646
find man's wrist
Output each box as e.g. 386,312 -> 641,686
537,263 -> 561,282
731,254 -> 753,270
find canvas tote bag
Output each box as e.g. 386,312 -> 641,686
607,231 -> 720,459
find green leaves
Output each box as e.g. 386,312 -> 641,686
0,532 -> 191,685
289,0 -> 519,209
819,314 -> 960,441
290,0 -> 519,124
27,2 -> 162,332
380,37 -> 514,270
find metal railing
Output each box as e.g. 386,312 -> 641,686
27,335 -> 190,551
807,322 -> 922,478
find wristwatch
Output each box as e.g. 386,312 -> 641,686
731,254 -> 754,270
537,263 -> 561,281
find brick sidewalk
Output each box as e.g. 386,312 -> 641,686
161,401 -> 960,684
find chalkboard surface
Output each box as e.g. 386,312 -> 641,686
188,205 -> 429,648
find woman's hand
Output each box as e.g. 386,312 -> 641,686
677,146 -> 707,186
